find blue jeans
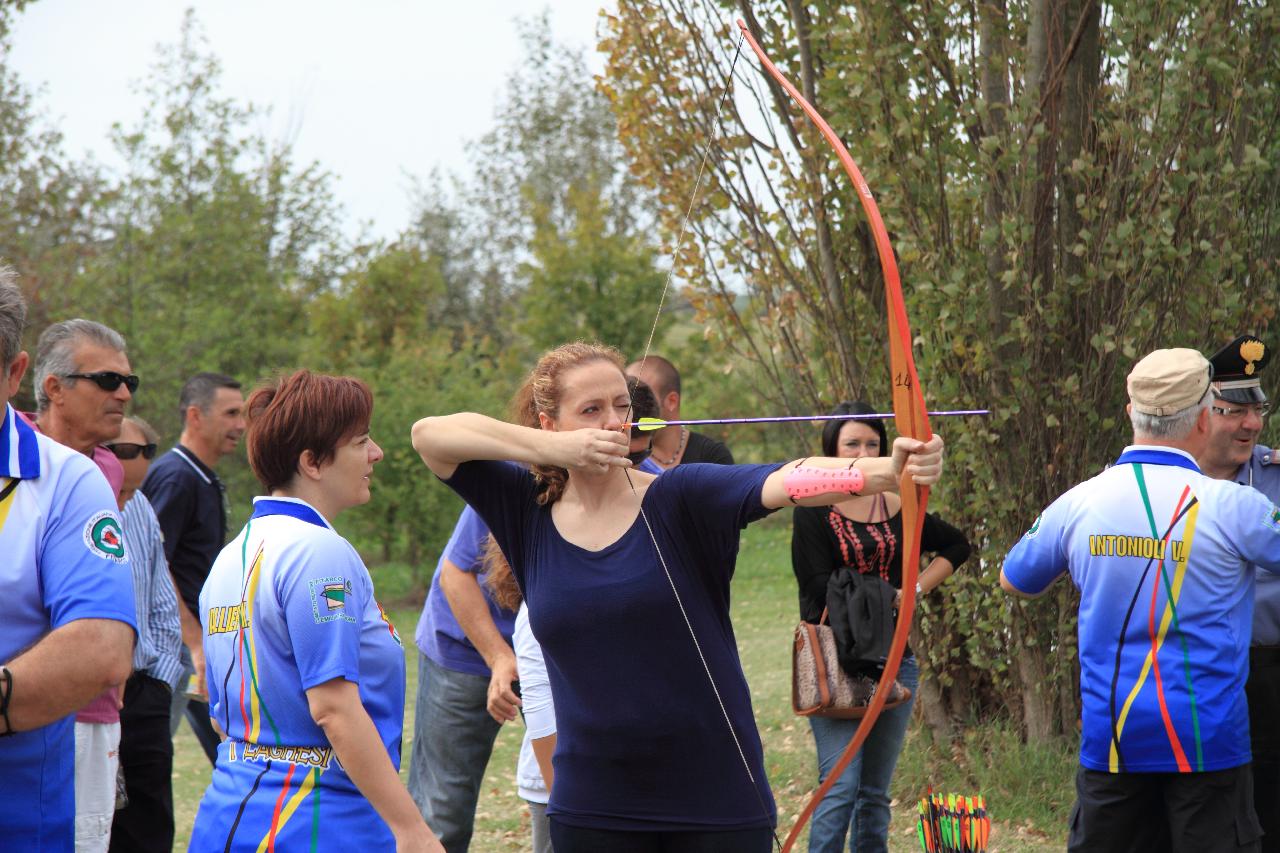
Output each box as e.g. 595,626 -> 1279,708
806,657 -> 919,853
407,654 -> 502,853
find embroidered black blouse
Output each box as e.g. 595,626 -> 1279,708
791,502 -> 972,625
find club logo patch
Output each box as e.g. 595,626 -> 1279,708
376,600 -> 402,647
1025,514 -> 1043,539
310,576 -> 355,624
83,510 -> 127,563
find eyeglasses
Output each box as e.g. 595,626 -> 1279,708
105,442 -> 157,460
1211,402 -> 1271,419
65,371 -> 140,393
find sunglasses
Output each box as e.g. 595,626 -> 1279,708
65,371 -> 140,393
106,442 -> 157,460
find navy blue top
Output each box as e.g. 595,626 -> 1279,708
444,460 -> 782,831
142,445 -> 228,613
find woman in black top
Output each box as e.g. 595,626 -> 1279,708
791,401 -> 971,853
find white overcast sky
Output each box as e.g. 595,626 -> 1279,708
9,0 -> 614,241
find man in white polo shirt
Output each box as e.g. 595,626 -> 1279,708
0,267 -> 137,853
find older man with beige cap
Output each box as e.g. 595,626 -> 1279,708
1001,348 -> 1280,853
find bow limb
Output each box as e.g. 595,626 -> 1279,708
734,19 -> 932,852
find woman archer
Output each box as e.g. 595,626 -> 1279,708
411,341 -> 944,853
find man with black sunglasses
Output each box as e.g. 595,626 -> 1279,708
0,285 -> 136,853
105,416 -> 182,853
1201,334 -> 1280,851
141,371 -> 245,767
33,318 -> 141,851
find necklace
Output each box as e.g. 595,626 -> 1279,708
651,426 -> 687,467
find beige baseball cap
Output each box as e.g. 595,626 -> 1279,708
1127,348 -> 1214,416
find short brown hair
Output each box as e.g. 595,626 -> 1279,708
245,370 -> 373,492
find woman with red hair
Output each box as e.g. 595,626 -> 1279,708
191,370 -> 441,853
412,342 -> 944,853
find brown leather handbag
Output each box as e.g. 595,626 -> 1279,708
791,610 -> 911,719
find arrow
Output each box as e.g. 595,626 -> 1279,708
629,409 -> 989,431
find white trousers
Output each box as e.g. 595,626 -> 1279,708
74,720 -> 121,853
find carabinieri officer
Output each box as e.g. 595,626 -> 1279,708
1202,334 -> 1280,851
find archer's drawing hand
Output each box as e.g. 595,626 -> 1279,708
891,433 -> 944,486
548,428 -> 631,473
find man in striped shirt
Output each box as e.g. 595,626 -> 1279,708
106,415 -> 182,853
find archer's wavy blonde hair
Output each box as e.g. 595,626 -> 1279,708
512,340 -> 626,506
483,341 -> 627,611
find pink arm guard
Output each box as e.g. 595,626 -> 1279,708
784,463 -> 866,503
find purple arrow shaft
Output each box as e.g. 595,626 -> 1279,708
628,409 -> 989,428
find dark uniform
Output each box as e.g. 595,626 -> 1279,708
1210,335 -> 1280,851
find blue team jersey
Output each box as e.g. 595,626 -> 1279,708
1004,446 -> 1280,774
0,403 -> 136,852
189,497 -> 405,852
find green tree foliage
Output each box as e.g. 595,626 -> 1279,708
407,13 -> 667,363
73,12 -> 342,426
304,244 -> 510,581
519,179 -> 666,355
0,16 -> 108,394
16,12 -> 346,512
0,0 -> 31,39
1,7 -> 678,577
602,0 -> 1279,738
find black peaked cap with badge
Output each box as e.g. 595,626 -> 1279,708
1208,334 -> 1270,404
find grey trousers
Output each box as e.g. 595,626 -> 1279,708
528,800 -> 553,853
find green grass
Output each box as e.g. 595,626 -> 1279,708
173,518 -> 1072,851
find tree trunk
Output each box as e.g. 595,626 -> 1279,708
979,0 -> 1011,342
1057,584 -> 1083,735
1015,614 -> 1055,741
1056,0 -> 1101,297
945,661 -> 974,724
910,623 -> 953,742
1025,0 -> 1060,297
916,668 -> 954,744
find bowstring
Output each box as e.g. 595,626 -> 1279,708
621,29 -> 783,851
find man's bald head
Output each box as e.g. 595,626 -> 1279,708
626,355 -> 681,399
626,355 -> 682,420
